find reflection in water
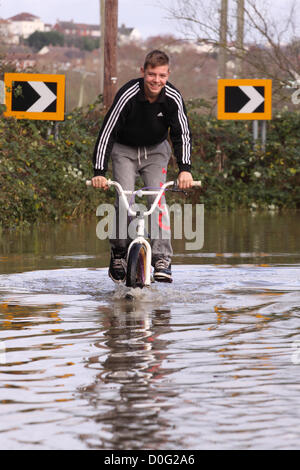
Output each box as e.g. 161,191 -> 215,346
0,266 -> 300,449
80,302 -> 178,450
0,210 -> 299,274
0,211 -> 299,450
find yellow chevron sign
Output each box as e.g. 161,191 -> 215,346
218,79 -> 272,120
4,73 -> 65,121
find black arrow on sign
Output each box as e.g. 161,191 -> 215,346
11,81 -> 57,113
225,86 -> 265,113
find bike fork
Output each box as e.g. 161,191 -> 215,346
127,237 -> 152,286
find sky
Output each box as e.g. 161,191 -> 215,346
0,0 -> 176,39
0,0 -> 298,41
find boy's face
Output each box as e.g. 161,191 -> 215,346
141,64 -> 170,102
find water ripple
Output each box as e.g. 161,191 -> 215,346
0,264 -> 300,449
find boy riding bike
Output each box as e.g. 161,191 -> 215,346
91,50 -> 193,283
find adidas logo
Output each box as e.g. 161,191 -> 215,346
157,112 -> 164,117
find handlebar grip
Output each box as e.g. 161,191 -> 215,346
192,181 -> 202,187
86,179 -> 112,187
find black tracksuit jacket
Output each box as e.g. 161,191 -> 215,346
93,78 -> 192,177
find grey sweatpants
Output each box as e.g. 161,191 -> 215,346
110,140 -> 173,263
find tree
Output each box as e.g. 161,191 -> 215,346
161,0 -> 300,103
27,31 -> 64,51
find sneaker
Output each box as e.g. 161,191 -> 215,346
153,258 -> 173,283
109,249 -> 127,283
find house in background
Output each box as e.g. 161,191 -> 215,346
0,18 -> 16,44
36,45 -> 87,72
1,44 -> 37,71
4,13 -> 45,44
0,13 -> 141,46
53,20 -> 100,38
118,23 -> 141,43
53,20 -> 141,44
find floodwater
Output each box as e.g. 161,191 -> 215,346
0,210 -> 299,450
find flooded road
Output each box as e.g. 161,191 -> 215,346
0,211 -> 299,450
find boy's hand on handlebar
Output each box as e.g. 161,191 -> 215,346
177,171 -> 194,190
92,176 -> 109,190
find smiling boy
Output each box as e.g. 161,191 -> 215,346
92,50 -> 193,283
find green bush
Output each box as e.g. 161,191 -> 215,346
0,100 -> 299,228
0,102 -> 110,227
26,31 -> 65,51
26,31 -> 100,52
185,107 -> 300,210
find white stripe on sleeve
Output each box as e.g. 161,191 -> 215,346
165,85 -> 191,165
95,82 -> 140,170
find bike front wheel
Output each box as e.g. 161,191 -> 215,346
126,243 -> 147,288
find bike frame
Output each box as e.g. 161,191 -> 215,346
106,179 -> 175,286
86,178 -> 201,287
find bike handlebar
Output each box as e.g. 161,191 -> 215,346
86,179 -> 202,188
86,179 -> 201,217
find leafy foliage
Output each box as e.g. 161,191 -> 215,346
0,100 -> 299,228
26,31 -> 99,52
26,31 -> 65,51
182,106 -> 300,210
0,102 -> 110,227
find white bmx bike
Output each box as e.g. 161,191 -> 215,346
86,179 -> 201,289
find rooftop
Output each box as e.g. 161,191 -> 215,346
56,21 -> 99,30
8,13 -> 40,22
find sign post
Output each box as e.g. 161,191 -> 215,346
0,80 -> 4,105
4,73 -> 65,121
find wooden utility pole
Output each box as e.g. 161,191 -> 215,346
103,0 -> 118,109
236,0 -> 245,78
218,0 -> 228,79
99,0 -> 105,95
